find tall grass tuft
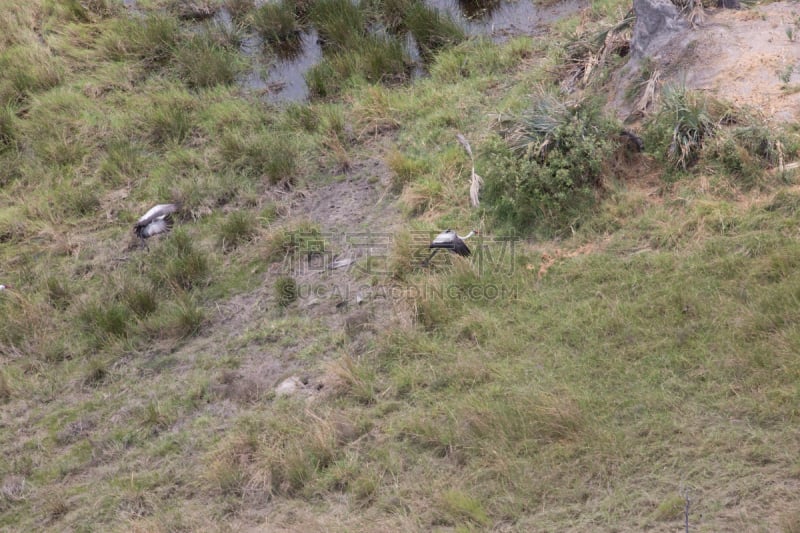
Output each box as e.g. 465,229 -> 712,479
404,3 -> 465,60
226,0 -> 255,22
376,0 -> 415,32
274,276 -> 298,307
219,129 -> 299,184
144,91 -> 195,146
147,228 -> 211,291
151,294 -> 205,339
0,371 -> 10,403
252,1 -> 300,44
310,0 -> 366,50
218,210 -> 257,252
0,105 -> 17,152
0,44 -> 63,104
55,184 -> 101,218
78,300 -> 133,344
99,138 -> 145,184
646,85 -> 716,170
102,14 -> 180,66
359,34 -> 410,84
46,276 -> 72,310
174,32 -> 244,88
121,280 -> 159,318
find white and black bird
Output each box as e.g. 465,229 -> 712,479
423,229 -> 478,265
134,203 -> 179,244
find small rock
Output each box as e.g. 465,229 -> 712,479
275,376 -> 304,397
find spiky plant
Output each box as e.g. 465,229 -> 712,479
660,85 -> 716,170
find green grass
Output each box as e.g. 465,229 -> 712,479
173,31 -> 244,88
3,0 -> 800,530
404,2 -> 465,60
251,0 -> 300,45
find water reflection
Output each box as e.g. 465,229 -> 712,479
264,30 -> 323,103
229,0 -> 585,103
456,0 -> 503,20
426,0 -> 581,37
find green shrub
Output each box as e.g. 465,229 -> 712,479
484,93 -> 616,233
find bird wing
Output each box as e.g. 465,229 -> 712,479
452,238 -> 471,257
431,230 -> 455,246
137,203 -> 177,225
140,219 -> 170,238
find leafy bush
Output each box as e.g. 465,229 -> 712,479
483,93 -> 616,233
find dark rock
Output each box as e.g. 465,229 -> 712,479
619,129 -> 644,152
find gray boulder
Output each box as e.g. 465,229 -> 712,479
630,0 -> 690,63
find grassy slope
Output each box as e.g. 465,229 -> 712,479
2,0 -> 800,532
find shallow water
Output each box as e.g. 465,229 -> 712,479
428,0 -> 583,39
228,0 -> 585,103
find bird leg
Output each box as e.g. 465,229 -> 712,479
420,248 -> 440,267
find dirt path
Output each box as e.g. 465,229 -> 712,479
169,141 -> 405,403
